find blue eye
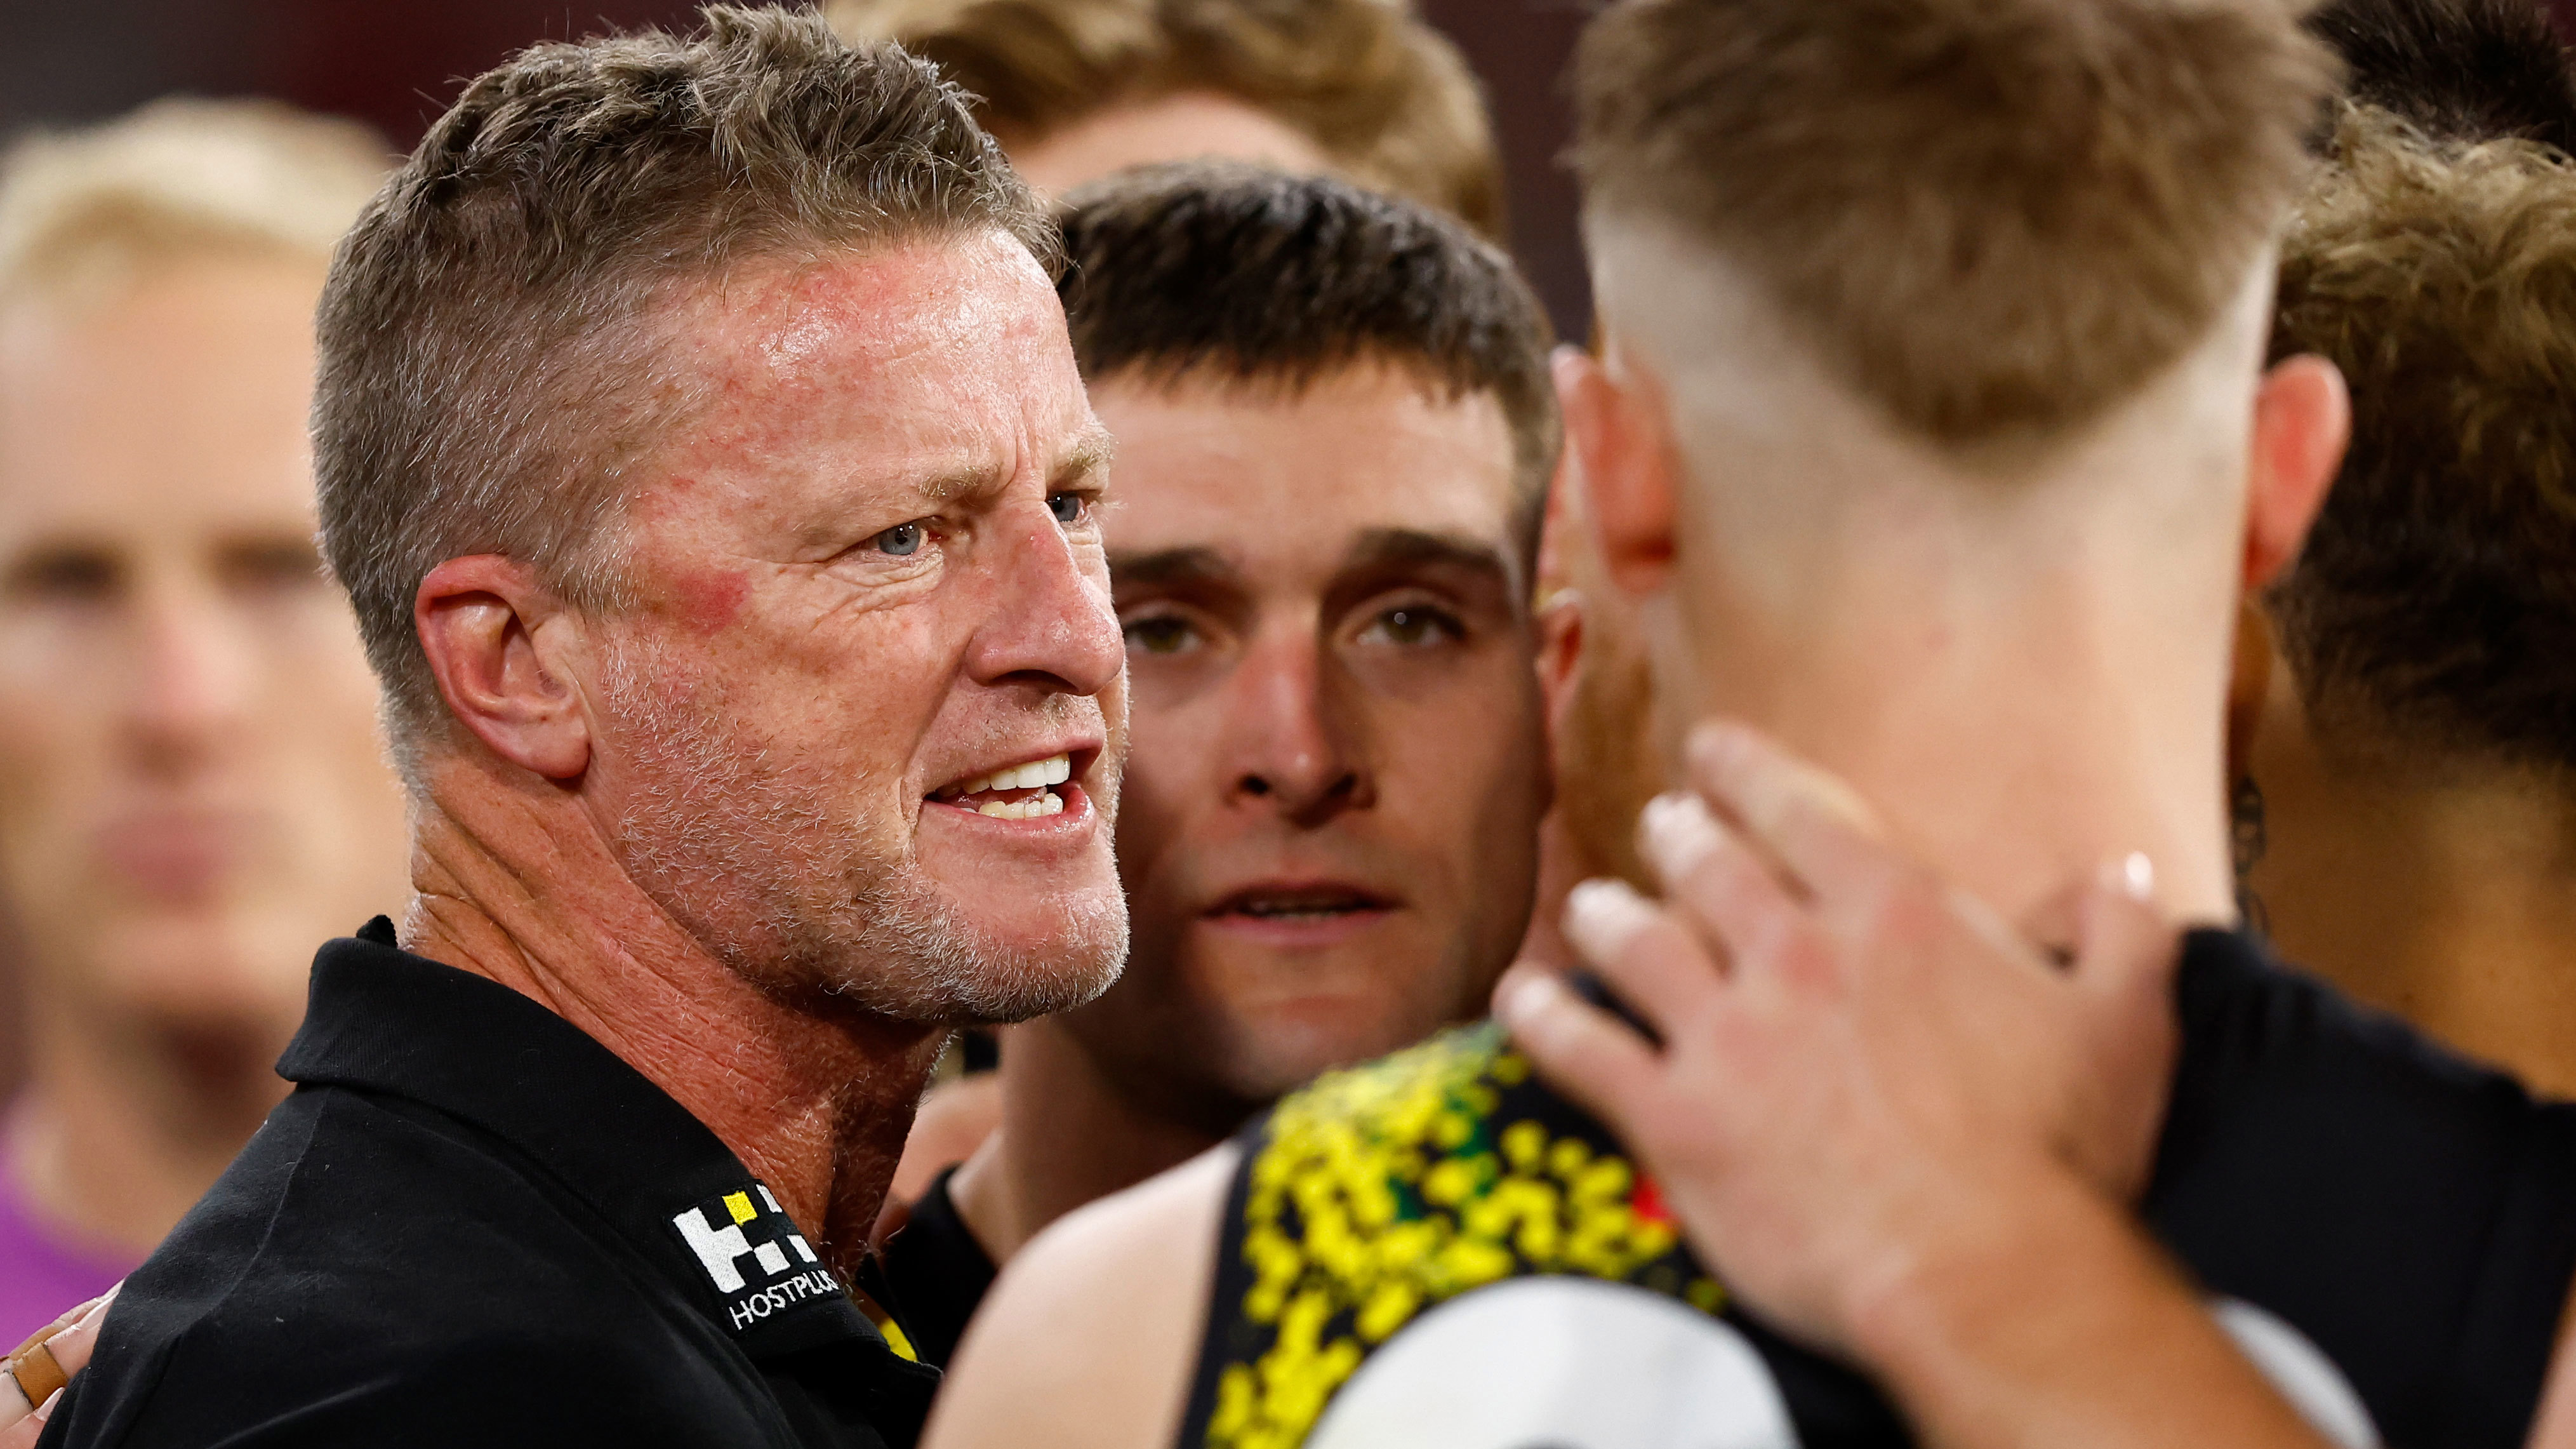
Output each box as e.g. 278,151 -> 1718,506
1048,492 -> 1085,525
874,522 -> 926,557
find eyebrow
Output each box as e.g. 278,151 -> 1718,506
1340,528 -> 1520,600
1107,545 -> 1237,590
912,425 -> 1122,504
1055,427 -> 1117,488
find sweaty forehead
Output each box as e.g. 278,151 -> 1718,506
660,232 -> 1085,476
1094,367 -> 1518,566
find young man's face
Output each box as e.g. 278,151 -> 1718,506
577,232 -> 1130,1024
0,258 -> 411,1045
1066,364 -> 1548,1127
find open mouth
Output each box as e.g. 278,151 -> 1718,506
930,752 -> 1074,820
1204,883 -> 1397,927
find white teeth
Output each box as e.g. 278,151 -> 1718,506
973,790 -> 1065,820
950,754 -> 1071,800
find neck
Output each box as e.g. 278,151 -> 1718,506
949,1015 -> 1225,1265
8,989 -> 288,1257
402,763 -> 944,1269
2250,698 -> 2576,1097
1608,226 -> 2265,930
1660,557 -> 2239,933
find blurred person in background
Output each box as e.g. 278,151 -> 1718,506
2232,0 -> 2576,1100
841,0 -> 1516,1206
0,100 -> 405,1345
827,0 -> 1504,239
873,164 -> 1554,1368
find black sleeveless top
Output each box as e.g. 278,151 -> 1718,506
1176,931 -> 2576,1449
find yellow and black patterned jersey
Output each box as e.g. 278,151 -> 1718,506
1176,930 -> 2576,1449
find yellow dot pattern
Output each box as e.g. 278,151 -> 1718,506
1199,1022 -> 1727,1449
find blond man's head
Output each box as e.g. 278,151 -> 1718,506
828,0 -> 1503,237
0,98 -> 385,311
1576,0 -> 2337,450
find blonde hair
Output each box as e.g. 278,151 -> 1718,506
1576,0 -> 2338,446
828,0 -> 1504,239
0,97 -> 388,309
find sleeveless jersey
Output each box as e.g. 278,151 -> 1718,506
1176,930 -> 2576,1449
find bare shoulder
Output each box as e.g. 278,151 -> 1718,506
922,1142 -> 1238,1449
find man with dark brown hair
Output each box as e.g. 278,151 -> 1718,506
39,11 -> 1126,1448
927,1 -> 2576,1446
825,0 -> 1503,237
875,163 -> 1555,1368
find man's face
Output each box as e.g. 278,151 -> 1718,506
1068,364 -> 1547,1126
579,233 -> 1128,1025
0,258 -> 411,1044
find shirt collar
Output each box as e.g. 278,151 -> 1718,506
277,918 -> 889,1364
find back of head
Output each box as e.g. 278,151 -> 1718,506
314,5 -> 1044,778
2307,0 -> 2576,152
1053,162 -> 1555,559
2269,107 -> 2576,776
828,0 -> 1503,237
0,98 -> 385,311
1574,0 -> 2337,448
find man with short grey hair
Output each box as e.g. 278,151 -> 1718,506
39,10 -> 1126,1448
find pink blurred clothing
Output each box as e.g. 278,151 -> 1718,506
0,1163 -> 131,1347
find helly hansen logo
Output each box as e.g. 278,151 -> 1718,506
673,1184 -> 827,1297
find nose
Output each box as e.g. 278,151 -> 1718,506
124,572 -> 251,775
964,501 -> 1124,698
1222,624 -> 1371,824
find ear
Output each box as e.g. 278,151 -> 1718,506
2244,354 -> 2349,592
1555,344 -> 1677,601
414,556 -> 593,780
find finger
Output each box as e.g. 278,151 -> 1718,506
42,1284 -> 116,1382
1496,966 -> 1665,1130
1562,878 -> 1729,1037
0,1391 -> 53,1449
1637,792 -> 1803,968
1685,721 -> 1897,911
2070,854 -> 2179,1009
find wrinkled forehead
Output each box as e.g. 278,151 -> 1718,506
635,231 -> 1091,514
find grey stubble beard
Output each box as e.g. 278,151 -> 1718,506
595,636 -> 1128,1026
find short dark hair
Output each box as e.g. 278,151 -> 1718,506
315,5 -> 1046,773
1573,0 -> 2337,447
1053,163 -> 1557,565
2269,107 -> 2576,773
2307,0 -> 2576,152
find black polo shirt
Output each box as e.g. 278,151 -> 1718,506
37,918 -> 939,1449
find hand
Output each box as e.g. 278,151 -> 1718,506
1495,721 -> 2179,1356
1,1285 -> 115,1447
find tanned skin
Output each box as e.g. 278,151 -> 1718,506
401,232 -> 1128,1271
